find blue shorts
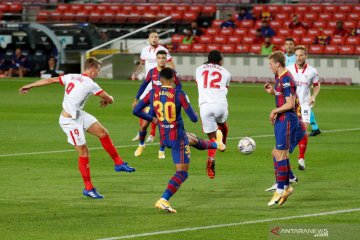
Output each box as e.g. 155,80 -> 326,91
274,114 -> 305,153
163,134 -> 190,164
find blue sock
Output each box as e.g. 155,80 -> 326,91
287,159 -> 295,179
193,137 -> 217,150
276,159 -> 289,191
310,110 -> 319,130
139,131 -> 147,145
162,171 -> 188,200
159,144 -> 165,152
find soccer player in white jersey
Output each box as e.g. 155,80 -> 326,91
195,50 -> 231,179
131,31 -> 175,143
287,45 -> 321,170
18,57 -> 135,199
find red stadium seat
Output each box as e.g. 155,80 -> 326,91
212,20 -> 223,28
324,45 -> 339,55
191,43 -> 206,53
333,13 -> 347,21
135,5 -> 147,13
242,36 -> 255,44
292,28 -> 306,37
182,12 -> 198,23
198,35 -> 213,44
300,36 -> 313,45
69,4 -> 83,12
48,11 -> 61,22
309,5 -> 323,13
280,5 -> 294,13
8,3 -> 22,13
189,5 -> 202,13
148,5 -> 161,12
234,28 -> 248,36
343,21 -> 356,29
267,5 -> 280,13
143,11 -> 156,23
162,5 -> 175,12
308,45 -> 324,55
88,11 -> 102,23
318,13 -> 332,22
269,20 -> 283,29
239,20 -> 254,28
57,4 -> 68,12
354,5 -> 360,12
355,46 -> 360,55
235,44 -> 250,53
75,10 -> 89,22
275,13 -> 289,21
62,12 -> 75,22
345,37 -> 360,45
115,11 -> 128,23
101,11 -> 115,23
249,44 -> 261,54
322,28 -> 334,36
36,11 -> 49,22
176,5 -> 189,12
206,28 -> 219,35
331,36 -> 345,45
272,36 -> 284,45
220,28 -> 234,36
171,34 -> 184,44
201,5 -> 216,17
252,5 -> 267,16
122,5 -> 134,12
213,36 -> 227,44
338,5 -> 353,13
277,28 -> 292,36
83,4 -> 96,12
227,35 -> 242,44
313,21 -> 326,29
347,13 -> 360,22
97,5 -> 109,12
323,5 -> 338,13
248,28 -> 257,35
170,12 -> 183,23
294,5 -> 308,14
177,44 -> 192,53
254,20 -> 262,29
303,13 -> 318,22
307,29 -> 320,38
221,44 -> 235,53
206,44 -> 220,52
128,11 -> 142,23
339,45 -> 354,55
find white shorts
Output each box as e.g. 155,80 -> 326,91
200,103 -> 228,133
300,104 -> 311,123
59,110 -> 98,146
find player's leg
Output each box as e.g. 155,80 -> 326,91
155,140 -> 190,213
147,122 -> 156,142
85,114 -> 135,173
309,110 -> 321,136
135,119 -> 150,157
59,115 -> 103,198
159,139 -> 166,159
217,122 -> 228,144
298,105 -> 310,170
187,132 -> 224,150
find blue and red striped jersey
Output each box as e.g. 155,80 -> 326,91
135,67 -> 182,100
274,70 -> 300,120
133,86 -> 197,142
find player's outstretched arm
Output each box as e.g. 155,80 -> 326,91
98,91 -> 114,108
132,60 -> 145,80
179,91 -> 198,123
18,77 -> 60,94
310,82 -> 320,106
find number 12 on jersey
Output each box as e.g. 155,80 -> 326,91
202,70 -> 222,89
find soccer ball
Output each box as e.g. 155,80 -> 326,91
238,137 -> 256,155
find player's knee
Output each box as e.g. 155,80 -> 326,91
99,127 -> 109,138
76,145 -> 89,157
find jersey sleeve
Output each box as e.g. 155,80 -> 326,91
225,70 -> 231,87
140,47 -> 146,61
165,49 -> 172,62
59,74 -> 70,86
135,70 -> 152,99
90,81 -> 103,95
179,90 -> 198,122
132,91 -> 154,122
312,69 -> 320,86
282,76 -> 296,97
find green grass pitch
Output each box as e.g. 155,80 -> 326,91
0,78 -> 359,240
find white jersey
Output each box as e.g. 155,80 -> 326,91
195,63 -> 231,105
140,45 -> 172,77
59,74 -> 103,119
287,63 -> 319,105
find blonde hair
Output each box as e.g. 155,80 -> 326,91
268,51 -> 285,67
84,57 -> 101,70
294,45 -> 307,55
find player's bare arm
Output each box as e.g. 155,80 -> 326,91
270,95 -> 295,124
167,60 -> 175,69
309,83 -> 321,106
18,77 -> 60,94
264,83 -> 275,95
98,91 -> 114,108
132,60 -> 145,80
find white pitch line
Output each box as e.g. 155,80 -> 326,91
1,128 -> 359,158
97,208 -> 360,240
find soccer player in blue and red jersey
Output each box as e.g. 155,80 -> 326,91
133,67 -> 224,213
132,50 -> 182,159
264,51 -> 305,206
